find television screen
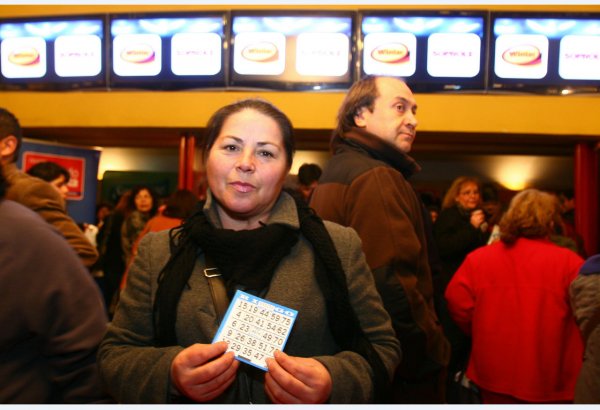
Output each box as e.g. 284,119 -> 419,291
359,10 -> 488,92
0,15 -> 106,90
490,12 -> 600,94
109,12 -> 226,90
229,11 -> 355,91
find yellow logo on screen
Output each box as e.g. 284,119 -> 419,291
241,42 -> 279,62
8,48 -> 40,65
371,43 -> 410,64
502,45 -> 542,66
120,44 -> 156,64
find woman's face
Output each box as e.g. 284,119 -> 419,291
455,181 -> 480,211
206,108 -> 289,229
134,189 -> 153,213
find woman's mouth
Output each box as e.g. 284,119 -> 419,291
231,181 -> 255,193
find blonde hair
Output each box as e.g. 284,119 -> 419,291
441,176 -> 482,210
499,189 -> 560,244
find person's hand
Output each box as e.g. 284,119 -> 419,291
170,341 -> 239,402
264,350 -> 332,404
470,209 -> 486,230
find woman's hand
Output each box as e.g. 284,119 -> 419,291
264,350 -> 332,404
470,209 -> 486,230
170,341 -> 239,402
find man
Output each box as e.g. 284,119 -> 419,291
0,107 -> 98,268
310,76 -> 450,403
27,161 -> 71,199
0,162 -> 109,403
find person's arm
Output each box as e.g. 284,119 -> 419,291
444,257 -> 476,335
19,179 -> 98,268
97,232 -> 184,403
25,225 -> 109,403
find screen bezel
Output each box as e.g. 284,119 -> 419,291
358,9 -> 489,93
489,11 -> 600,95
108,11 -> 228,91
228,10 -> 357,91
0,14 -> 108,91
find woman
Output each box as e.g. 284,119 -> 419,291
97,98 -> 400,404
445,189 -> 584,403
120,185 -> 159,264
120,189 -> 199,290
432,176 -> 490,402
434,176 -> 490,288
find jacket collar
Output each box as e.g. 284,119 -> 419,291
332,128 -> 421,178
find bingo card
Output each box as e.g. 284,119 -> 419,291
212,289 -> 298,371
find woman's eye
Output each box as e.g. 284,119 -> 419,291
259,150 -> 274,158
224,144 -> 238,151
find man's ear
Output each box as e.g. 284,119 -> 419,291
353,107 -> 368,128
0,135 -> 18,162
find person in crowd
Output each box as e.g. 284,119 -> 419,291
97,98 -> 400,404
96,201 -> 113,228
120,185 -> 159,265
94,190 -> 133,314
26,161 -> 71,199
0,107 -> 98,268
432,176 -> 490,401
309,75 -> 450,403
569,253 -> 600,404
0,162 -> 109,403
445,188 -> 584,404
296,163 -> 322,203
434,176 -> 490,289
119,188 -> 199,290
556,189 -> 586,257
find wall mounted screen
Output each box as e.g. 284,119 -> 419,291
229,11 -> 355,91
109,12 -> 226,90
490,12 -> 600,94
359,10 -> 488,92
0,15 -> 106,90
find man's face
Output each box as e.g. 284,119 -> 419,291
354,77 -> 418,154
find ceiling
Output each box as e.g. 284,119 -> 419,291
23,126 -> 595,156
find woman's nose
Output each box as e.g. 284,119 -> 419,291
236,151 -> 255,172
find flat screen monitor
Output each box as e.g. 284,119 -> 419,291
109,12 -> 226,90
229,11 -> 355,91
0,15 -> 106,90
490,12 -> 600,94
359,10 -> 488,93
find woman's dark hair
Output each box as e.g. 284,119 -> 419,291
128,185 -> 159,216
26,161 -> 70,183
162,189 -> 198,219
201,98 -> 295,168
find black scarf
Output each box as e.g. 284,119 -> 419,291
153,195 -> 391,403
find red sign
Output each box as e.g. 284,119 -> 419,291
22,151 -> 86,200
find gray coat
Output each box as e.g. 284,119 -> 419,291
97,191 -> 400,403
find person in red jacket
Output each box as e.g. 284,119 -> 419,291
445,188 -> 584,404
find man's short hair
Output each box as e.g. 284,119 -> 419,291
297,163 -> 322,186
27,161 -> 70,183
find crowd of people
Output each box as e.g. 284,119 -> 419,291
1,75 -> 598,404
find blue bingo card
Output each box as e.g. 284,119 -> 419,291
212,290 -> 298,371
